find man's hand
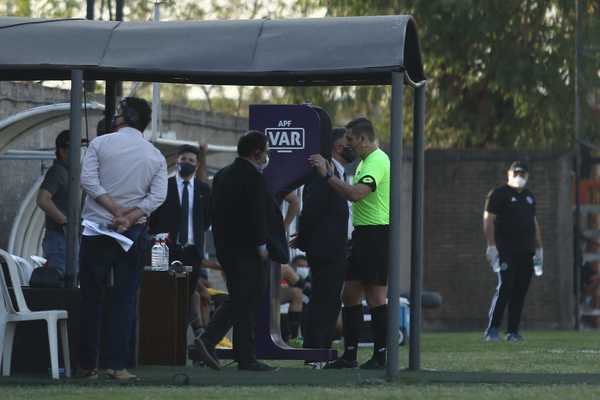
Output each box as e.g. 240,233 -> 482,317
257,245 -> 269,261
197,285 -> 211,304
308,154 -> 333,177
289,233 -> 300,249
111,216 -> 131,233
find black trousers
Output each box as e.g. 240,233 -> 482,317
202,249 -> 268,365
303,256 -> 346,350
487,252 -> 533,334
79,229 -> 144,371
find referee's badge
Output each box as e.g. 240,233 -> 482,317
526,196 -> 533,204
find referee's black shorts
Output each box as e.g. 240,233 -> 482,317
346,225 -> 390,285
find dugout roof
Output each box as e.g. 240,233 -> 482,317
0,15 -> 425,86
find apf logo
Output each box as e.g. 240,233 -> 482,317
265,120 -> 305,153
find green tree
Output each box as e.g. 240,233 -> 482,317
319,0 -> 582,149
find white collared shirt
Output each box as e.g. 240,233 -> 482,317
176,173 -> 195,246
81,126 -> 167,231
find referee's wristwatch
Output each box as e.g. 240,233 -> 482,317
324,169 -> 334,180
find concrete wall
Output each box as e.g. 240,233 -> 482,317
0,81 -> 246,249
421,150 -> 574,331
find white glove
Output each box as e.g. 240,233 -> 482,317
486,246 -> 498,264
533,248 -> 543,275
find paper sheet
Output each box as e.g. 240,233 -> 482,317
81,219 -> 134,252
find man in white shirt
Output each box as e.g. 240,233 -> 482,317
79,97 -> 167,380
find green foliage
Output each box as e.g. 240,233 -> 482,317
319,0 -> 585,149
6,0 -> 599,150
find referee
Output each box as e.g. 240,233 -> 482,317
309,117 -> 390,369
483,161 -> 543,342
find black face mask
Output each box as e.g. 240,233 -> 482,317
177,162 -> 196,177
341,146 -> 356,164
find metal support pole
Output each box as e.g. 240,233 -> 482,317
85,0 -> 96,93
574,0 -> 583,330
409,83 -> 426,370
151,1 -> 161,140
115,0 -> 124,97
105,80 -> 117,128
86,0 -> 94,20
66,70 -> 83,288
386,71 -> 404,380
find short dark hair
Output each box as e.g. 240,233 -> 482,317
96,118 -> 110,136
346,117 -> 375,141
291,255 -> 307,265
331,127 -> 346,143
237,130 -> 268,157
177,144 -> 200,158
55,130 -> 70,158
119,97 -> 151,132
509,161 -> 529,173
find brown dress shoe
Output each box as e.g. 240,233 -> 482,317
108,369 -> 138,381
77,368 -> 98,380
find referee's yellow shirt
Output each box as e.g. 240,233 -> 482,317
352,148 -> 390,226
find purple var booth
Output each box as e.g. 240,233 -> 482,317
217,103 -> 336,362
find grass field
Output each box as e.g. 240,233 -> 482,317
3,331 -> 600,400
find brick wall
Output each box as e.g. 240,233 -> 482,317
421,150 -> 574,330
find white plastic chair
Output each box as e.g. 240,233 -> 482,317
0,249 -> 70,379
10,255 -> 34,286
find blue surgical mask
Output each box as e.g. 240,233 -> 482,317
296,266 -> 310,279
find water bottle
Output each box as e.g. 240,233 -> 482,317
161,238 -> 170,271
151,238 -> 162,268
533,256 -> 543,277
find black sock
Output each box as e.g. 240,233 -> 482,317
342,304 -> 363,362
370,304 -> 388,364
288,311 -> 302,339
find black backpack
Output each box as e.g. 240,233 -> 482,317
29,267 -> 65,288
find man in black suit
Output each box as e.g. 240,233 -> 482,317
292,128 -> 353,361
149,144 -> 219,332
191,130 -> 280,372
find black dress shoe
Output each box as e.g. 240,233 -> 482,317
188,338 -> 221,371
359,356 -> 386,370
323,358 -> 358,369
238,361 -> 278,371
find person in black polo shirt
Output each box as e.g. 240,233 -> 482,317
36,130 -> 71,275
483,161 -> 544,342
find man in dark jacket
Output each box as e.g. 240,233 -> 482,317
191,130 -> 280,372
292,127 -> 353,359
149,144 -> 220,332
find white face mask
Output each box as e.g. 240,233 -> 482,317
508,175 -> 527,189
296,266 -> 310,280
259,154 -> 270,172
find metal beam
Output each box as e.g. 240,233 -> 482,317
409,83 -> 426,371
86,0 -> 94,20
105,80 -> 116,127
151,1 -> 162,140
574,0 -> 584,330
66,70 -> 83,288
386,71 -> 404,380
